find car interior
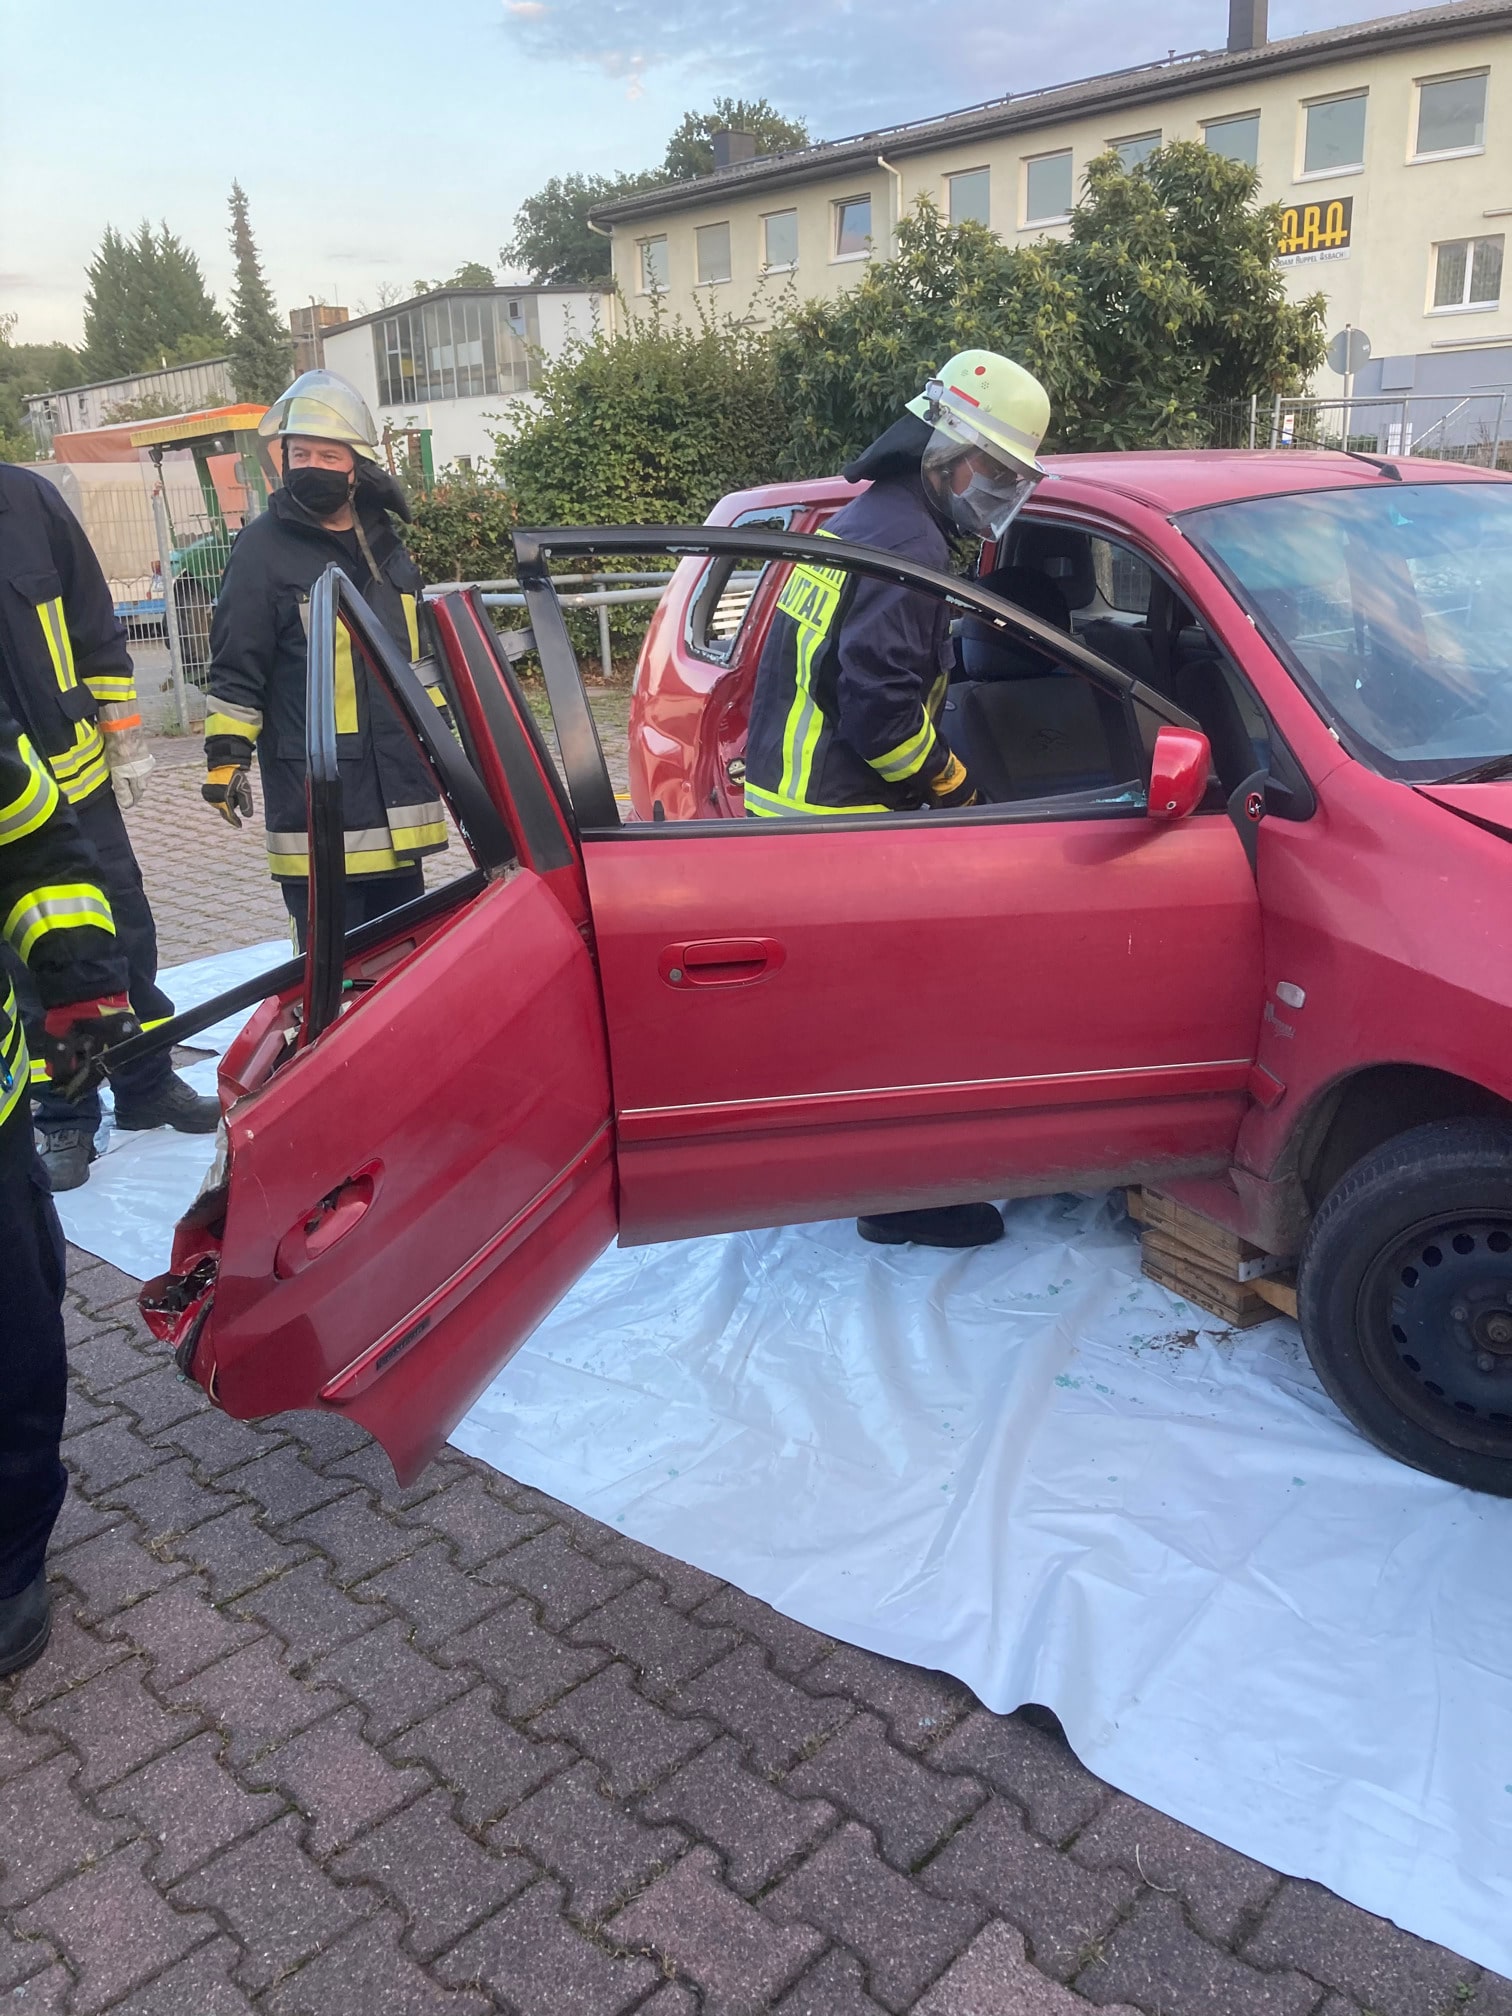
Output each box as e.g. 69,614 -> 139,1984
944,519 -> 1274,806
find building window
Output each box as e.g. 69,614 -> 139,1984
947,167 -> 991,226
371,295 -> 532,406
638,236 -> 669,294
1204,111 -> 1260,165
1024,149 -> 1074,225
1415,71 -> 1488,157
834,196 -> 872,259
762,209 -> 798,269
1111,132 -> 1160,170
695,221 -> 732,285
1431,235 -> 1504,311
1302,92 -> 1367,175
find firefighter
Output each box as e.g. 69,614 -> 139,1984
0,463 -> 217,1192
0,693 -> 137,1674
744,349 -> 1050,1250
201,370 -> 446,948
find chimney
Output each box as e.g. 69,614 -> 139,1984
711,129 -> 758,170
1227,0 -> 1267,51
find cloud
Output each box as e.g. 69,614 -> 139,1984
499,0 -> 1428,134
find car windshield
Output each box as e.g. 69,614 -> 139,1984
1184,480 -> 1512,780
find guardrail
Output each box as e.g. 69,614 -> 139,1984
425,571 -> 676,679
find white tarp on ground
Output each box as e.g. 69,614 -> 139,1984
59,945 -> 1512,1982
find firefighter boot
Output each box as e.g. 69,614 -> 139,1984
113,1072 -> 219,1135
0,1572 -> 52,1677
35,1125 -> 96,1193
857,1203 -> 1005,1249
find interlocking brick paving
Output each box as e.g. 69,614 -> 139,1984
7,698 -> 1507,2011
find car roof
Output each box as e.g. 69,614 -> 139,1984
709,452 -> 1509,525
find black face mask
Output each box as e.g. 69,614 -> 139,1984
284,465 -> 352,517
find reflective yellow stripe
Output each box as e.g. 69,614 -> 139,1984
51,719 -> 110,804
205,696 -> 263,743
335,627 -> 359,735
401,592 -> 421,660
387,819 -> 448,851
83,674 -> 136,704
4,882 -> 116,962
0,735 -> 60,844
35,597 -> 77,692
773,535 -> 848,810
869,714 -> 937,783
743,781 -> 891,817
1,986 -> 29,1124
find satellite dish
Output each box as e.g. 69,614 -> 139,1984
1326,327 -> 1371,377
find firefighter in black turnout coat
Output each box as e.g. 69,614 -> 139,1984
0,462 -> 217,1192
0,690 -> 136,1674
744,348 -> 1052,1250
202,371 -> 446,945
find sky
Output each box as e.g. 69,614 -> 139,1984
2,0 -> 1426,354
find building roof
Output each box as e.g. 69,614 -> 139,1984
591,0 -> 1512,226
22,356 -> 231,410
328,283 -> 613,337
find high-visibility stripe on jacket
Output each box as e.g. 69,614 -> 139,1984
0,465 -> 139,810
204,480 -> 449,881
744,471 -> 957,817
0,708 -> 127,1131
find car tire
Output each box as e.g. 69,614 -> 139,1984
1297,1118 -> 1512,1496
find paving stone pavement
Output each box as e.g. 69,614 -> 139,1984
10,698 -> 1507,2013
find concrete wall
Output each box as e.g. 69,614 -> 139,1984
608,23 -> 1512,392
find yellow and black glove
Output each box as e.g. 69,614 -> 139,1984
202,764 -> 254,829
927,750 -> 980,810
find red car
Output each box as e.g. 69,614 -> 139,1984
143,451 -> 1512,1499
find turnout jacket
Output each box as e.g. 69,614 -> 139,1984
204,472 -> 447,880
0,463 -> 140,809
0,690 -> 127,1133
744,471 -> 957,816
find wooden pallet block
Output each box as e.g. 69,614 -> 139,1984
1132,1187 -> 1268,1275
1139,1229 -> 1273,1326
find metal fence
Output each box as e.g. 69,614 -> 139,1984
1202,390 -> 1511,468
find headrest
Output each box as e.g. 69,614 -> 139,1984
975,564 -> 1072,634
1006,523 -> 1098,609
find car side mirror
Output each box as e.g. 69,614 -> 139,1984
1147,726 -> 1210,822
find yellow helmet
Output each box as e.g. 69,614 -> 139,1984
259,369 -> 381,463
906,349 -> 1050,478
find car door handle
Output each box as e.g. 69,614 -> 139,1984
274,1166 -> 381,1278
659,938 -> 785,989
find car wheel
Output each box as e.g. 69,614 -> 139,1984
174,579 -> 212,676
1298,1118 -> 1512,1495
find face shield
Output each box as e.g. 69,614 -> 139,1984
920,417 -> 1041,540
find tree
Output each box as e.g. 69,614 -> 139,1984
80,222 -> 226,380
411,261 -> 498,296
226,182 -> 292,402
504,97 -> 810,287
770,141 -> 1326,469
502,171 -> 662,287
0,314 -> 82,462
661,97 -> 809,181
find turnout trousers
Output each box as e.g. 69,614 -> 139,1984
0,1101 -> 68,1597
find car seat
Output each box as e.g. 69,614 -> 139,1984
941,675 -> 1140,803
956,566 -> 1072,683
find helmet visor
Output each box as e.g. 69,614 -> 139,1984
921,425 -> 1041,540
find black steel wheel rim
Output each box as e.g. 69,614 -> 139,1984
1359,1211 -> 1512,1454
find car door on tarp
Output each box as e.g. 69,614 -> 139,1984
582,785 -> 1264,1245
178,577 -> 618,1485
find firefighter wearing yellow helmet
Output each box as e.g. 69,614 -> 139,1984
743,348 -> 1051,1248
201,370 -> 448,947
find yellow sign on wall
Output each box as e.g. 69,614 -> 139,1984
1278,197 -> 1353,265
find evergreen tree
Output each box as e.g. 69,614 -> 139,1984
226,182 -> 293,401
80,221 -> 226,380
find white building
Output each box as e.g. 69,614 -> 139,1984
321,284 -> 616,470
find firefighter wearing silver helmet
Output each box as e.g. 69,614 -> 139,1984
743,347 -> 1051,1247
202,370 -> 449,946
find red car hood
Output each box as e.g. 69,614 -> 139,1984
1416,781 -> 1512,839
